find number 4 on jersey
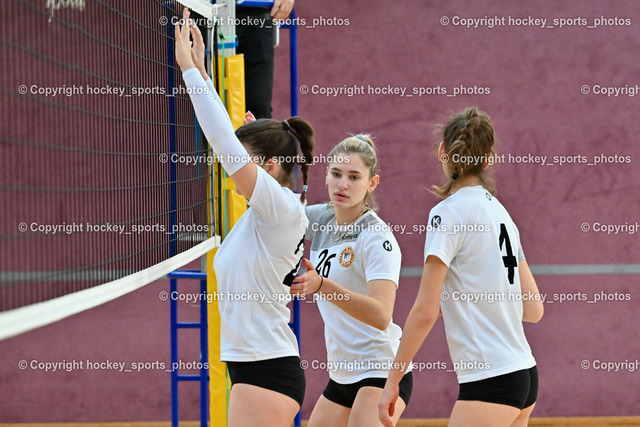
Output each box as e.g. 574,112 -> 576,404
499,223 -> 517,285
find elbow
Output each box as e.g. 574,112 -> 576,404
372,314 -> 393,331
533,304 -> 544,323
523,303 -> 544,323
422,313 -> 440,327
413,308 -> 439,329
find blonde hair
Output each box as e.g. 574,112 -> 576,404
431,107 -> 496,198
327,133 -> 378,209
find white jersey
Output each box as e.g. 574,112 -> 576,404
182,68 -> 306,362
214,167 -> 307,361
305,204 -> 407,383
424,186 -> 536,383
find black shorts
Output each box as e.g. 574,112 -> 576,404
458,366 -> 538,410
226,356 -> 305,407
323,372 -> 413,409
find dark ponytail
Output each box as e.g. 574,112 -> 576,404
235,116 -> 314,202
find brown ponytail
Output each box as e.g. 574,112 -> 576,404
431,107 -> 496,198
235,117 -> 314,202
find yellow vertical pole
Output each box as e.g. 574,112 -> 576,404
207,53 -> 246,426
206,247 -> 226,426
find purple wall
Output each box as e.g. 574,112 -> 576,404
275,0 -> 640,419
2,0 -> 640,422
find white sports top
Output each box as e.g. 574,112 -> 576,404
183,68 -> 307,361
305,204 -> 408,383
424,186 -> 535,383
213,167 -> 307,361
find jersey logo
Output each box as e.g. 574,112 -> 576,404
382,240 -> 393,252
338,246 -> 355,268
431,215 -> 442,228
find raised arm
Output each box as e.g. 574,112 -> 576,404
174,8 -> 259,199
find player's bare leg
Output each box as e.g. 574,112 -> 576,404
307,395 -> 350,427
349,386 -> 406,426
228,383 -> 300,427
510,403 -> 535,427
448,400 -> 520,427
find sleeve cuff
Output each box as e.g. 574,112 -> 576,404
425,250 -> 451,268
181,67 -> 200,79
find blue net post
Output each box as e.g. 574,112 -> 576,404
169,278 -> 179,426
287,8 -> 298,117
199,276 -> 209,426
292,15 -> 302,425
282,9 -> 301,427
164,5 -> 179,423
164,2 -> 178,258
168,271 -> 209,426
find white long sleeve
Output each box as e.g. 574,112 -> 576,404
204,75 -> 234,129
182,67 -> 248,176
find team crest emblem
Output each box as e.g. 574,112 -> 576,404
339,246 -> 355,268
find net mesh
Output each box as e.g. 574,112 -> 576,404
0,0 -> 215,313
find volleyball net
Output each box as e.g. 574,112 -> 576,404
0,0 -> 224,340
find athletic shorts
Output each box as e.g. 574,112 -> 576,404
457,365 -> 538,410
226,356 -> 305,407
322,372 -> 413,409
